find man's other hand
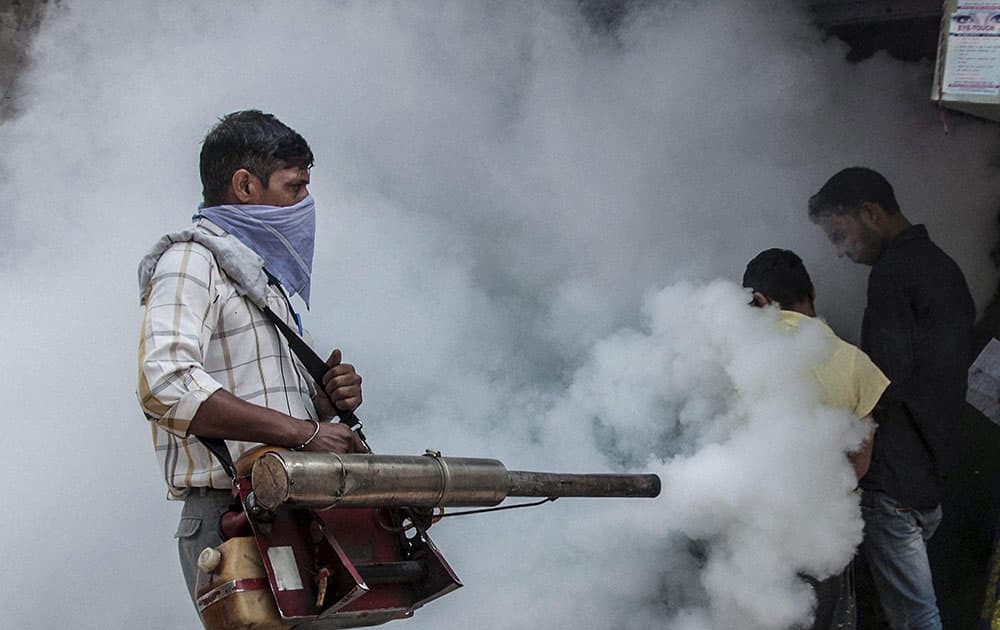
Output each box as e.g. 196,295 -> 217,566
320,349 -> 363,412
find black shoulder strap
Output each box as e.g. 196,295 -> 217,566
258,273 -> 369,445
260,304 -> 368,444
262,304 -> 329,385
199,277 -> 371,478
201,437 -> 236,479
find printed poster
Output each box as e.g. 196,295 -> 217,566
968,337 -> 1000,425
942,3 -> 1000,96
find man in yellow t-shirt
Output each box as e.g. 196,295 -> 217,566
778,308 -> 888,479
743,248 -> 890,630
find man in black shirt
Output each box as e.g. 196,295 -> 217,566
808,167 -> 974,630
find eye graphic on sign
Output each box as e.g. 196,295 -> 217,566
952,11 -> 1000,30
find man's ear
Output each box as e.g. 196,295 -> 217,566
751,291 -> 772,308
229,169 -> 259,204
859,201 -> 884,227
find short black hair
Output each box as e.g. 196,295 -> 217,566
199,110 -> 314,206
808,167 -> 900,220
742,248 -> 814,308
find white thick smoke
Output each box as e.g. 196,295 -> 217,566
530,280 -> 868,630
1,1 -> 997,629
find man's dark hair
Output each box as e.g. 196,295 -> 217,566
199,110 -> 314,206
742,248 -> 814,308
807,166 -> 900,219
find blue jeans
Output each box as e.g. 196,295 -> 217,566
860,490 -> 943,630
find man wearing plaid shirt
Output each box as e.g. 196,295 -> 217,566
137,110 -> 365,602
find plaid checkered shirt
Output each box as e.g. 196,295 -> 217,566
137,219 -> 317,497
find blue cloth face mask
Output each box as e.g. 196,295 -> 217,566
195,194 -> 316,307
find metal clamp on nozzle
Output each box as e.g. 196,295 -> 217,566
423,449 -> 452,509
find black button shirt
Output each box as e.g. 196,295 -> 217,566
860,224 -> 975,508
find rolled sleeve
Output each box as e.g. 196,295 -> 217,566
137,242 -> 224,436
852,349 -> 890,419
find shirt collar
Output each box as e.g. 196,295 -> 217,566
778,310 -> 809,327
886,224 -> 928,250
778,309 -> 835,337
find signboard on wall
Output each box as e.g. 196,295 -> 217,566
934,0 -> 1000,120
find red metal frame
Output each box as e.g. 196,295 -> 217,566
234,476 -> 462,627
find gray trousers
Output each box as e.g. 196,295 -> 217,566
176,488 -> 237,605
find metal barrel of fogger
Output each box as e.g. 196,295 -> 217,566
250,452 -> 661,510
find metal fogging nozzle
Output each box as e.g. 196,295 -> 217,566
250,451 -> 661,511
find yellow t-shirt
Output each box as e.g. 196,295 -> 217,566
779,310 -> 890,418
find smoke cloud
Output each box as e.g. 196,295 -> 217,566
1,1 -> 998,629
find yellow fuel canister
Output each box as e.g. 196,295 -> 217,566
195,536 -> 284,630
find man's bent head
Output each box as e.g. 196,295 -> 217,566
743,248 -> 815,315
200,110 -> 314,207
808,167 -> 901,266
